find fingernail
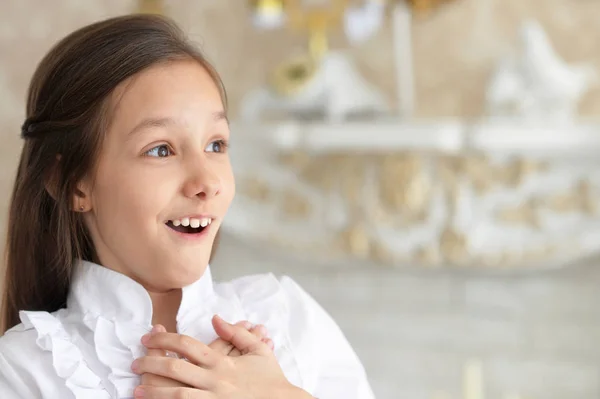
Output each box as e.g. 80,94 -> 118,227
134,386 -> 145,398
151,325 -> 162,334
131,359 -> 140,373
243,321 -> 253,329
257,325 -> 268,336
262,338 -> 274,350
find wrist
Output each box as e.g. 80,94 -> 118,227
270,383 -> 314,399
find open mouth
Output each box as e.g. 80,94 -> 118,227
166,217 -> 212,235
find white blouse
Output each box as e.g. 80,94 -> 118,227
0,261 -> 374,399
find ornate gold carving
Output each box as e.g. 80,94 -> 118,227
495,199 -> 540,229
296,154 -> 339,191
253,147 -> 598,269
461,155 -> 494,194
439,227 -> 468,265
494,158 -> 547,188
370,240 -> 395,264
338,224 -> 371,258
542,180 -> 596,215
378,153 -> 432,221
339,156 -> 368,212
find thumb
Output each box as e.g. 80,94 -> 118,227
212,315 -> 266,355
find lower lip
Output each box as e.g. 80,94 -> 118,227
165,223 -> 212,241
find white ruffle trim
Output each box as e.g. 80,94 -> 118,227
19,311 -> 111,399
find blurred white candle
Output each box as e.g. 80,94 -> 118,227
391,0 -> 415,118
464,359 -> 484,399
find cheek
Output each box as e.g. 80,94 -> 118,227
91,167 -> 171,224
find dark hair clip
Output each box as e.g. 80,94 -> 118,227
20,119 -> 35,139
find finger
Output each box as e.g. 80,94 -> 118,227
230,324 -> 269,357
264,338 -> 275,351
146,325 -> 167,358
132,356 -> 214,390
145,324 -> 182,359
141,332 -> 218,368
212,315 -> 269,355
134,385 -> 213,399
208,320 -> 252,355
141,372 -> 189,388
142,325 -> 182,387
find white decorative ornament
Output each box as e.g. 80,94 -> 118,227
343,1 -> 386,45
486,19 -> 598,122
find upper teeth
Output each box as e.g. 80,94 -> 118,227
171,217 -> 212,228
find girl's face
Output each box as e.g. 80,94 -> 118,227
79,60 -> 234,291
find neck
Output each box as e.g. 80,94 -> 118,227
148,288 -> 182,333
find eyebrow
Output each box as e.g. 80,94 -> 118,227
127,111 -> 229,137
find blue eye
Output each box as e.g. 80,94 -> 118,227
206,139 -> 228,153
145,144 -> 172,158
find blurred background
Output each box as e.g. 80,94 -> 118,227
3,1 -> 600,398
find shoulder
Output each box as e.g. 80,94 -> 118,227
0,311 -> 65,365
218,272 -> 322,324
0,310 -> 109,399
0,320 -> 45,365
0,313 -> 64,398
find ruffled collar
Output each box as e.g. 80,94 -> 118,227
19,260 -> 303,398
67,260 -> 215,329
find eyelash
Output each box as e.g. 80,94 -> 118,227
143,139 -> 229,158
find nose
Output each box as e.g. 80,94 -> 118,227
182,163 -> 221,199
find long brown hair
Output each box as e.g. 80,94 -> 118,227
1,14 -> 226,334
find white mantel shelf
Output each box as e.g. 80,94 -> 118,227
232,119 -> 600,157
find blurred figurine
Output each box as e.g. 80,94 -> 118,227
486,19 -> 597,122
240,52 -> 389,122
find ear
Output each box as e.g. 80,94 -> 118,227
44,154 -> 92,212
72,177 -> 92,213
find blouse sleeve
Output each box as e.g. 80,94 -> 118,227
280,276 -> 376,399
0,314 -> 110,399
0,354 -> 28,398
0,327 -> 46,398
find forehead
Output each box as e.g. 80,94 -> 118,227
107,60 -> 224,131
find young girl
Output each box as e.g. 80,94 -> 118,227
0,14 -> 374,399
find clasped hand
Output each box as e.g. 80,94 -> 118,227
131,315 -> 305,399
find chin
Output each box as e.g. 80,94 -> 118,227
163,259 -> 210,287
